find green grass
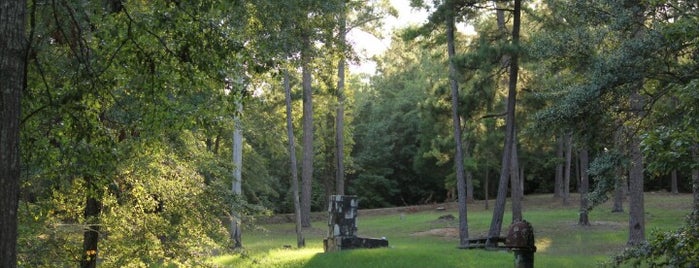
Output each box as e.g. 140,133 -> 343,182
211,192 -> 693,268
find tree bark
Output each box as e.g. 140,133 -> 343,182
671,170 -> 678,194
284,70 -> 305,248
81,182 -> 102,268
0,1 -> 26,266
335,0 -> 346,196
554,135 -> 564,198
301,35 -> 314,228
627,90 -> 645,246
563,132 -> 573,205
446,0 -> 469,246
231,100 -> 243,248
487,0 -> 521,247
578,148 -> 590,225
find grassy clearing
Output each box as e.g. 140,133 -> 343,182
211,192 -> 693,267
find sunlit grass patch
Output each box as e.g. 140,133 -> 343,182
212,193 -> 693,268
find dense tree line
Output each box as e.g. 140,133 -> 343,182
1,0 -> 697,266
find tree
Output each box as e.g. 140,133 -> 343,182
628,90 -> 646,245
0,0 -> 26,266
487,0 -> 522,247
335,0 -> 349,196
231,97 -> 243,248
445,0 -> 470,247
284,70 -> 305,248
300,33 -> 314,227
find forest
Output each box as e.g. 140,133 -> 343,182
1,0 -> 697,267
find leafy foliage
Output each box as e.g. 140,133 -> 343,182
611,212 -> 699,267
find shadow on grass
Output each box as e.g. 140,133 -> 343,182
302,244 -> 513,268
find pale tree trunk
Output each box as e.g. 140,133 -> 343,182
511,139 -> 522,222
671,170 -> 678,194
0,0 -> 25,266
284,71 -> 305,248
335,0 -> 346,195
563,132 -> 572,205
231,101 -> 243,248
627,90 -> 645,246
446,1 -> 469,246
487,0 -> 521,247
554,135 -> 564,198
301,35 -> 314,228
578,148 -> 590,225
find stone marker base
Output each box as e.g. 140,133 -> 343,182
324,236 -> 389,252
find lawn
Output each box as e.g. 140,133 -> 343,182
212,192 -> 693,267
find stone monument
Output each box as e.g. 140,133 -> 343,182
323,195 -> 389,252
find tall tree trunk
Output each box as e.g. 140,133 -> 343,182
446,0 -> 469,246
81,181 -> 102,268
231,101 -> 243,248
563,132 -> 572,205
335,0 -> 346,196
284,70 -> 305,248
578,148 -> 590,225
487,0 -> 521,247
301,35 -> 314,228
671,170 -> 678,194
1,1 -> 26,266
554,135 -> 564,198
627,90 -> 645,246
511,139 -> 522,222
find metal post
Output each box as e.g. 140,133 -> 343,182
505,220 -> 536,268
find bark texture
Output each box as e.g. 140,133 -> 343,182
301,36 -> 313,227
0,1 -> 26,266
81,190 -> 102,268
627,90 -> 645,245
